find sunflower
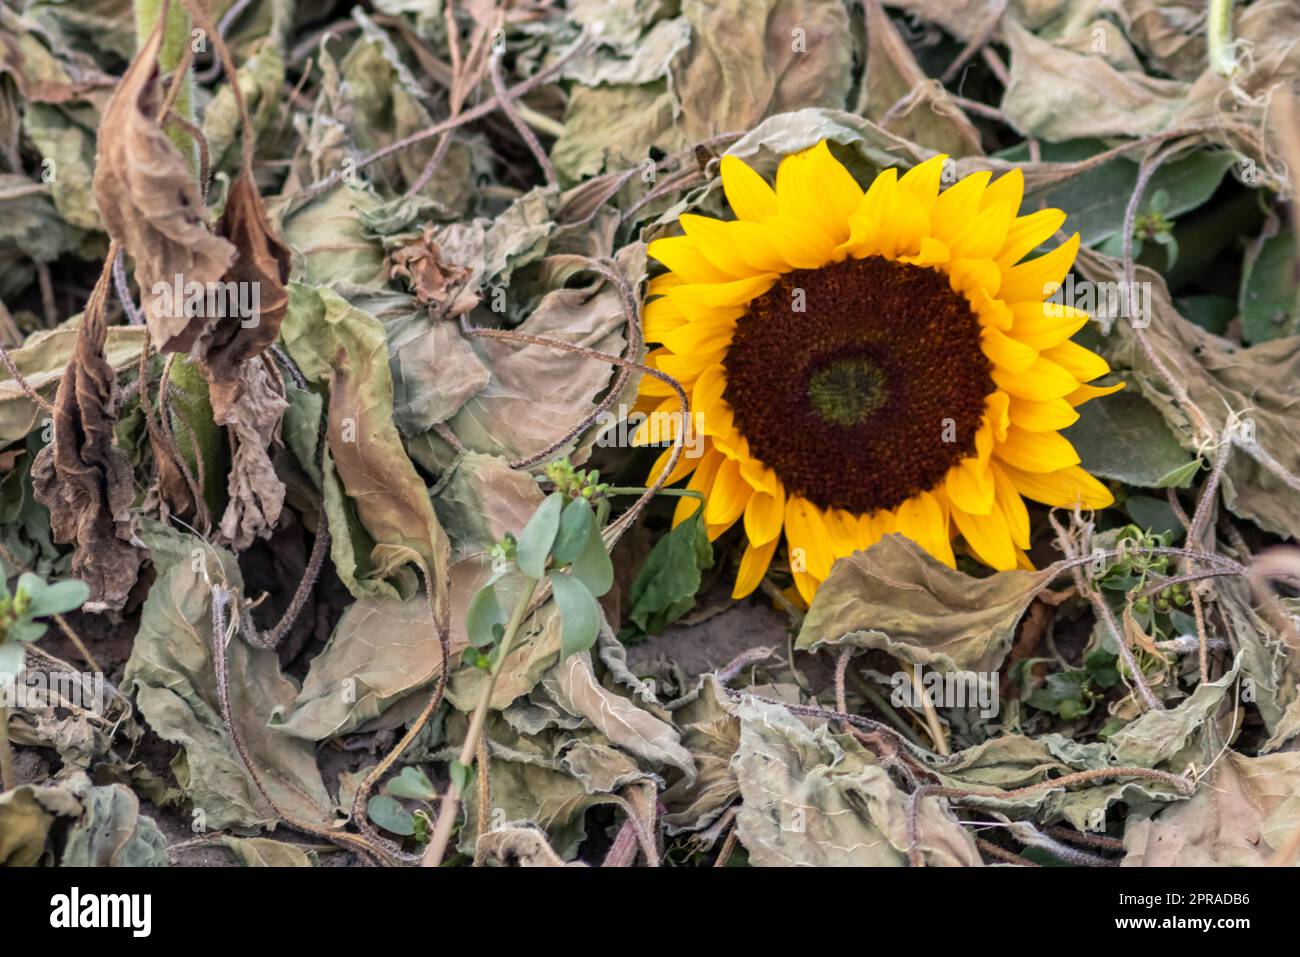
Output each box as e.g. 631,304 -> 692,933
631,141 -> 1124,604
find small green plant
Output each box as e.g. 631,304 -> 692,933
366,766 -> 438,843
423,463 -> 616,865
0,559 -> 90,790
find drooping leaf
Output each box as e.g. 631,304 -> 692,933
516,492 -> 564,580
549,570 -> 601,659
626,508 -> 713,635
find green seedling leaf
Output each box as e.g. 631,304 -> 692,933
465,580 -> 508,648
551,497 -> 595,566
366,795 -> 416,837
17,574 -> 90,618
569,519 -> 613,597
0,643 -> 25,680
549,571 -> 600,659
627,508 -> 713,634
386,766 -> 438,802
516,492 -> 564,579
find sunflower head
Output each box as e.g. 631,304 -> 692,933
634,141 -> 1122,604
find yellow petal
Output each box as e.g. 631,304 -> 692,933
722,220 -> 792,273
646,442 -> 700,489
672,447 -> 722,526
995,425 -> 1081,473
784,496 -> 834,579
982,325 -> 1038,373
760,213 -> 838,269
992,355 -> 1079,400
898,154 -> 949,212
743,478 -> 786,545
998,233 -> 1080,303
1000,462 -> 1114,509
951,500 -> 1018,571
664,273 -> 778,312
946,198 -> 1016,261
643,296 -> 690,343
931,171 -> 992,248
1041,339 -> 1111,383
679,214 -> 764,278
894,490 -> 955,567
705,455 -> 750,528
1008,300 -> 1090,350
1067,379 -> 1125,406
720,155 -> 777,222
945,456 -> 995,515
1007,395 -> 1079,432
981,167 -> 1024,213
732,536 -> 780,599
997,207 -> 1066,269
990,461 -> 1031,549
647,235 -> 737,284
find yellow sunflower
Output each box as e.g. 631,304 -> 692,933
631,141 -> 1124,604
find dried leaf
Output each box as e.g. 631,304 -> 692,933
92,23 -> 236,353
30,274 -> 144,610
1123,752 -> 1300,866
795,534 -> 1054,673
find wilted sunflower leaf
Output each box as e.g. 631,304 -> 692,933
796,534 -> 1054,673
92,22 -> 236,353
627,508 -> 714,635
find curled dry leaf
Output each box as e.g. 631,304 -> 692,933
387,224 -> 474,310
91,22 -> 236,354
201,170 -> 293,550
30,263 -> 144,611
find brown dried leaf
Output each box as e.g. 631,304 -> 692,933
30,268 -> 143,611
201,171 -> 292,550
92,23 -> 235,353
387,224 -> 473,310
211,357 -> 287,550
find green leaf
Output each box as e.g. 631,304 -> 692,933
1010,142 -> 1235,249
549,571 -> 600,659
551,497 -> 595,566
568,519 -> 613,597
386,766 -> 438,802
10,621 -> 46,643
516,492 -> 563,579
0,643 -> 24,680
626,508 -> 714,634
465,580 -> 507,649
1063,390 -> 1196,488
17,574 -> 90,618
1240,229 -> 1300,344
366,795 -> 415,837
449,760 -> 475,797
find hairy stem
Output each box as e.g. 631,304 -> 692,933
135,0 -> 198,172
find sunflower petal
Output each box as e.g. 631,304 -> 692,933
720,155 -> 777,222
998,233 -> 1080,303
994,425 -> 1082,472
993,355 -> 1079,400
785,496 -> 834,579
894,490 -> 955,567
951,500 -> 1018,571
1008,395 -> 1080,432
997,207 -> 1067,268
1000,462 -> 1114,509
743,479 -> 785,545
732,536 -> 780,599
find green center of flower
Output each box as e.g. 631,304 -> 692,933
807,355 -> 888,427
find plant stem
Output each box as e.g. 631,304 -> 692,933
1207,0 -> 1236,78
135,0 -> 198,172
422,576 -> 539,866
0,703 -> 15,791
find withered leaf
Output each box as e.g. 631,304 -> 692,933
201,170 -> 292,550
31,269 -> 143,611
387,224 -> 473,310
92,22 -> 235,353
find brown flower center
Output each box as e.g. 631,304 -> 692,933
721,255 -> 993,514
